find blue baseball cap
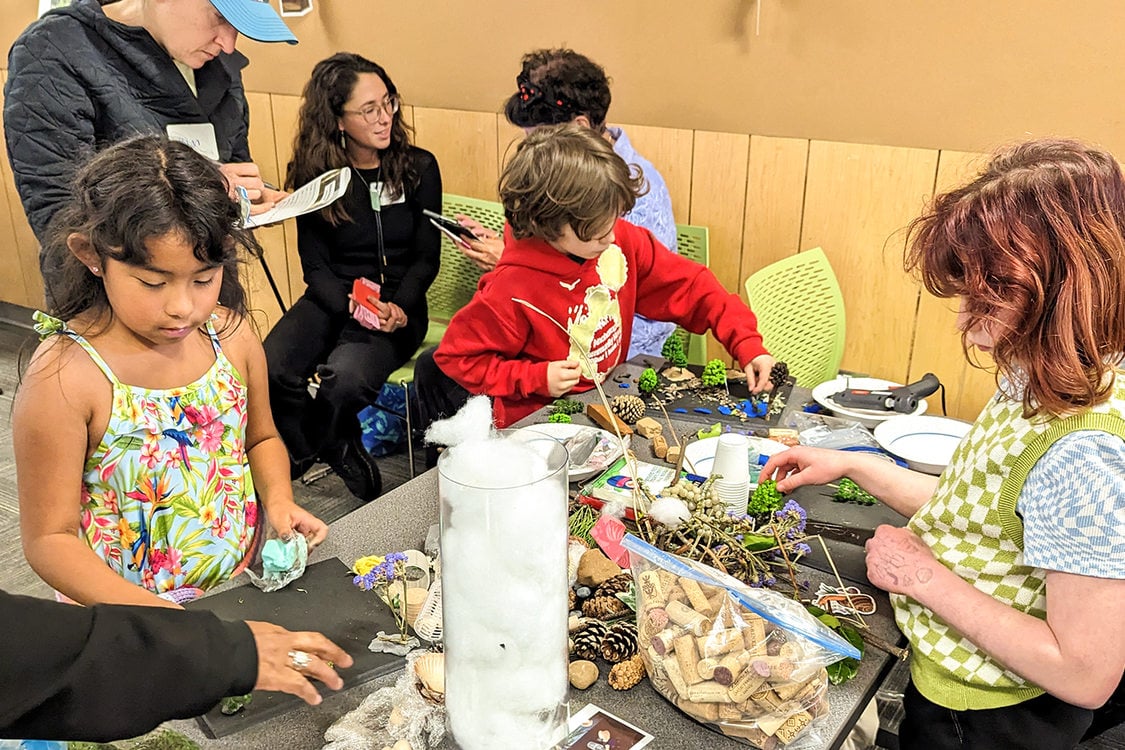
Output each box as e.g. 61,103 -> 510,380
209,0 -> 298,44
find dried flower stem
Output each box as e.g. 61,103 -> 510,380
512,298 -> 649,539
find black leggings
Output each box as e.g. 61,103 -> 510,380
263,295 -> 424,463
899,679 -> 1093,750
413,346 -> 471,466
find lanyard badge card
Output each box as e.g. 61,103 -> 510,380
369,181 -> 383,213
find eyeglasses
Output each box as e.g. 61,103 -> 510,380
342,95 -> 400,123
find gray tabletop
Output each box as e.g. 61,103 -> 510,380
175,379 -> 906,749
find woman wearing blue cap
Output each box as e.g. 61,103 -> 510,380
3,0 -> 295,279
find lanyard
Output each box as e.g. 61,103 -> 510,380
352,166 -> 388,286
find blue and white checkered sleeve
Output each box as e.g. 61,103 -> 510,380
1018,430 -> 1125,578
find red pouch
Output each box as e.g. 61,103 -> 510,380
352,277 -> 381,329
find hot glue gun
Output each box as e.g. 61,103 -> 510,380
831,372 -> 940,413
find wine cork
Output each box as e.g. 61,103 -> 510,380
712,597 -> 737,628
667,584 -> 687,604
749,688 -> 786,713
774,673 -> 818,702
676,698 -> 720,722
717,702 -> 743,721
679,577 -> 713,614
637,570 -> 666,606
686,680 -> 733,703
647,651 -> 672,694
811,694 -> 831,718
755,711 -> 790,736
696,657 -> 720,680
773,710 -> 813,744
645,606 -> 670,631
759,655 -> 796,683
651,628 -> 679,656
727,664 -> 767,702
697,626 -> 745,657
657,569 -> 678,593
666,600 -> 711,636
779,641 -> 805,661
718,723 -> 778,750
712,653 -> 745,686
672,633 -> 704,685
742,616 -> 769,655
662,655 -> 691,697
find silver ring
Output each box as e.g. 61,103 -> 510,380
287,649 -> 312,670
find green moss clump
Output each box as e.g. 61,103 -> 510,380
130,730 -> 202,750
748,479 -> 784,515
547,412 -> 573,424
701,358 -> 727,387
833,477 -> 878,505
551,398 -> 584,415
638,367 -> 659,394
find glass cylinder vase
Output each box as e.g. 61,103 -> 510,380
438,430 -> 570,750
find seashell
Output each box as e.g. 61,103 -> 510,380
413,652 -> 445,701
392,741 -> 413,750
388,706 -> 405,726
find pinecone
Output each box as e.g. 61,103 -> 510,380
595,573 -> 633,598
610,395 -> 646,424
568,588 -> 576,611
770,361 -> 790,389
582,593 -> 630,620
600,621 -> 638,663
572,621 -> 608,661
608,654 -> 646,690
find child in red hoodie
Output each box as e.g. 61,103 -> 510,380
417,123 -> 775,429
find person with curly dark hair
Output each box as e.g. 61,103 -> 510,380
455,48 -> 680,358
264,53 -> 442,501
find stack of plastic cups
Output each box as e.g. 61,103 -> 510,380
711,433 -> 753,515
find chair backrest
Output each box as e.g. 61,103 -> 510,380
425,194 -> 505,322
743,247 -> 846,387
669,223 -> 710,366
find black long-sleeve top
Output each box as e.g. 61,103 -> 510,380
296,147 -> 442,320
0,589 -> 257,741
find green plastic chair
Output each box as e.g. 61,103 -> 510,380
668,223 -> 710,366
424,194 -> 505,321
392,194 -> 505,475
743,247 -> 846,387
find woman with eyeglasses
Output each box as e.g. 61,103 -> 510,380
264,53 -> 442,502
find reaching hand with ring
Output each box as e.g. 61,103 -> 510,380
247,621 -> 354,705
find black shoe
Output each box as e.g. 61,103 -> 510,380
290,455 -> 317,480
323,436 -> 383,502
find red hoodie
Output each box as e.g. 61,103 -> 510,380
433,218 -> 769,427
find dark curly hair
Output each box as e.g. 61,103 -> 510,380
40,135 -> 252,331
906,138 -> 1125,418
503,49 -> 612,132
287,52 -> 419,225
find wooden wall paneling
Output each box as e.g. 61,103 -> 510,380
741,136 -> 809,283
907,149 -> 996,421
0,69 -> 40,308
245,92 -> 289,331
801,140 -> 939,383
689,131 -> 750,363
267,93 -> 304,301
412,108 -> 499,201
496,117 -> 523,178
619,122 -> 695,224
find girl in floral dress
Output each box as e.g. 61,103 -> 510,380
14,135 -> 328,608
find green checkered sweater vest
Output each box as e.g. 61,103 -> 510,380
891,374 -> 1125,711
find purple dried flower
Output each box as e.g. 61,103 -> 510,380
794,542 -> 812,556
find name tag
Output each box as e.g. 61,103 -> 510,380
165,122 -> 220,161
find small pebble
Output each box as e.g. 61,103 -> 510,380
575,586 -> 591,598
569,659 -> 599,690
674,407 -> 687,413
694,407 -> 712,414
618,382 -> 630,388
717,405 -> 733,415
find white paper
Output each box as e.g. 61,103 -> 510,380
37,0 -> 71,17
559,704 -> 653,749
243,167 -> 350,228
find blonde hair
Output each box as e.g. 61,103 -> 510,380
500,123 -> 644,242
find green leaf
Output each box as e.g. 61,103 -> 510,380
111,435 -> 145,452
827,658 -> 859,685
740,533 -> 778,552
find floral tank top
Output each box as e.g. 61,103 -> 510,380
34,312 -> 259,602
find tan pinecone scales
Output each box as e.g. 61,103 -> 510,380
608,654 -> 646,690
600,621 -> 638,663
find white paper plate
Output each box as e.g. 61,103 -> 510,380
681,435 -> 790,479
518,423 -> 627,482
811,376 -> 929,429
873,415 -> 972,475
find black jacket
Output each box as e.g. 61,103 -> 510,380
3,0 -> 251,243
0,589 -> 257,741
